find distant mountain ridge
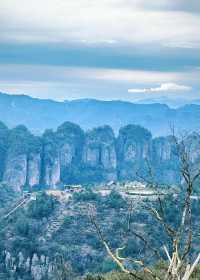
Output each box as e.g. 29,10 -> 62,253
135,96 -> 200,108
0,92 -> 200,136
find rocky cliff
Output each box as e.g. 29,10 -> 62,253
1,250 -> 72,280
82,125 -> 117,182
56,122 -> 85,184
0,122 -> 9,181
3,125 -> 42,192
0,121 -> 199,191
116,125 -> 152,181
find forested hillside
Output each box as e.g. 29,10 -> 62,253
0,187 -> 199,279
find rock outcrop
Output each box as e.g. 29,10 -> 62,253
83,126 -> 117,182
152,136 -> 180,184
117,125 -> 152,180
0,121 -> 200,191
0,122 -> 9,181
2,250 -> 71,280
27,153 -> 41,187
42,129 -> 60,188
185,132 -> 200,163
3,125 -> 42,191
56,122 -> 85,183
3,154 -> 27,192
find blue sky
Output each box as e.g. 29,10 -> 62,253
0,0 -> 200,101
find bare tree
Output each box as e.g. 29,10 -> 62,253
89,132 -> 200,280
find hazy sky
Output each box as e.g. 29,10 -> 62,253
0,0 -> 200,101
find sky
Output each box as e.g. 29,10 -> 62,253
0,0 -> 200,102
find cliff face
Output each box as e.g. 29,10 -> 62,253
117,125 -> 152,180
152,136 -> 181,184
185,133 -> 200,163
56,122 -> 85,183
0,122 -> 9,181
3,155 -> 27,192
3,126 -> 42,192
152,136 -> 174,162
0,121 -> 200,191
83,126 -> 117,182
42,130 -> 60,188
27,153 -> 41,187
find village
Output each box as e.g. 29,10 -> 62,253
45,180 -> 168,203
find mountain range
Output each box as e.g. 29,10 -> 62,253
134,96 -> 200,108
0,92 -> 200,136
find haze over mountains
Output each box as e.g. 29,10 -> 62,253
1,92 -> 200,136
135,96 -> 200,108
